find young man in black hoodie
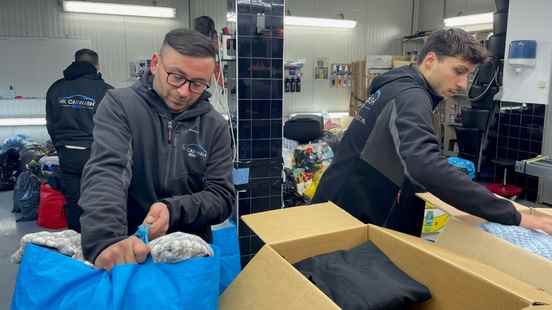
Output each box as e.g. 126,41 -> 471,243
46,49 -> 113,232
313,28 -> 552,236
79,29 -> 235,270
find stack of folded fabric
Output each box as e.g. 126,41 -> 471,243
481,222 -> 552,261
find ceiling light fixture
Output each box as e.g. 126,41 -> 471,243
226,13 -> 356,29
62,1 -> 176,18
444,12 -> 493,31
0,118 -> 46,127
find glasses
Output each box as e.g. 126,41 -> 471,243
160,58 -> 209,94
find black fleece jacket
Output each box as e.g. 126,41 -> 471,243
313,65 -> 520,235
79,71 -> 235,262
46,61 -> 113,148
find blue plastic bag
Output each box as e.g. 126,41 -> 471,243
212,223 -> 241,293
447,157 -> 476,180
12,244 -> 221,310
12,223 -> 242,310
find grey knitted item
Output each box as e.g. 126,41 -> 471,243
11,230 -> 84,264
12,230 -> 213,266
149,232 -> 214,263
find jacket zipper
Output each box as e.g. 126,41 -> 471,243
164,119 -> 175,190
167,120 -> 173,144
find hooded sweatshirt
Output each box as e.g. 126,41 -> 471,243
313,65 -> 520,235
46,61 -> 113,148
79,70 -> 235,262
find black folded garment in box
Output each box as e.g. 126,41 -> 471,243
294,240 -> 432,310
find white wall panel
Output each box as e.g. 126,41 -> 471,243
418,0 -> 445,31
0,0 -> 190,91
0,0 -> 198,141
284,0 -> 413,115
445,0 -> 494,18
417,0 -> 496,32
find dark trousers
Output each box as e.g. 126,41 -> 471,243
58,147 -> 90,233
385,181 -> 426,237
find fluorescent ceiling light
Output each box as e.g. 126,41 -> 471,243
444,12 -> 493,27
0,118 -> 46,127
289,112 -> 350,118
285,16 -> 356,29
226,13 -> 356,29
227,12 -> 236,23
62,1 -> 176,18
460,23 -> 493,32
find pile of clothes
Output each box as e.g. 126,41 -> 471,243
283,139 -> 334,202
481,222 -> 552,261
1,134 -> 59,222
282,114 -> 351,207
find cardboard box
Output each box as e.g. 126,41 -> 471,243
393,60 -> 413,68
365,55 -> 393,69
536,208 -> 552,216
417,192 -> 552,295
220,202 -> 552,309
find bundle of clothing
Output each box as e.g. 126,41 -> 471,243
12,229 -> 214,266
294,240 -> 432,310
283,139 -> 334,202
5,135 -> 60,222
482,222 -> 552,261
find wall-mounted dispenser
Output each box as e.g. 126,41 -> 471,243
508,40 -> 537,73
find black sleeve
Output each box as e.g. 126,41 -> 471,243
162,121 -> 235,233
79,92 -> 133,262
391,89 -> 521,225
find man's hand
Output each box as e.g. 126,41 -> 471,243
144,202 -> 170,240
520,213 -> 552,235
94,236 -> 149,271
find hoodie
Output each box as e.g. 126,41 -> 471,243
46,61 -> 113,148
312,65 -> 520,236
79,70 -> 235,262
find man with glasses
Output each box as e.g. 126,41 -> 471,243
79,29 -> 235,270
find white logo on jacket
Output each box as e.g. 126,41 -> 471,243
183,144 -> 207,159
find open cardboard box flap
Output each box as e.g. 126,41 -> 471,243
416,192 -> 532,216
240,202 -> 365,244
417,192 -> 552,295
221,203 -> 552,310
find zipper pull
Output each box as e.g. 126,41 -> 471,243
167,120 -> 173,144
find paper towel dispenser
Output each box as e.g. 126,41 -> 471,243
508,40 -> 537,71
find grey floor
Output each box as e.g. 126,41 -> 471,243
0,190 -> 44,310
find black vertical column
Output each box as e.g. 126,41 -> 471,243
236,0 -> 284,266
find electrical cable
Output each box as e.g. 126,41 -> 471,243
210,42 -> 238,163
468,65 -> 499,103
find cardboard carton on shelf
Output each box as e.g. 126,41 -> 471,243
392,55 -> 413,68
220,202 -> 552,310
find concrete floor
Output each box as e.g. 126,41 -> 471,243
0,190 -> 44,309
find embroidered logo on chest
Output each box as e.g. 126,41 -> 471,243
183,144 -> 207,160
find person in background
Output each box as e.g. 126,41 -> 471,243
193,16 -> 219,50
46,48 -> 113,232
313,28 -> 552,235
79,29 -> 235,270
193,16 -> 226,111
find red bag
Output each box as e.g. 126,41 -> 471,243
37,183 -> 67,229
